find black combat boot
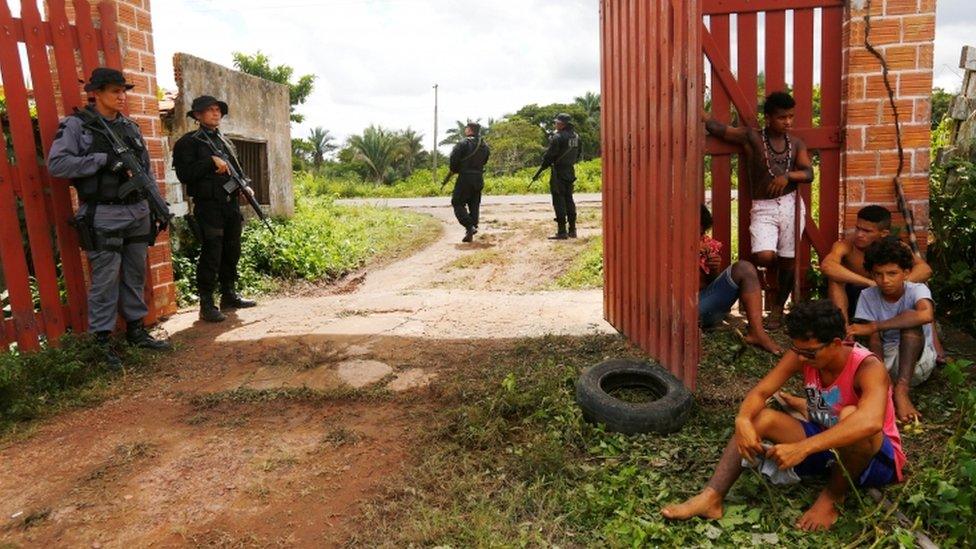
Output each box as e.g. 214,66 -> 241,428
568,220 -> 578,239
199,293 -> 226,322
126,320 -> 172,351
220,287 -> 257,310
95,331 -> 122,370
548,221 -> 568,240
461,226 -> 475,243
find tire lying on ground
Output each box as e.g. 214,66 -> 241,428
575,359 -> 693,434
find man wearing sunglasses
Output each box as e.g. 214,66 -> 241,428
663,300 -> 904,531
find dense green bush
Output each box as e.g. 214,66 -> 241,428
929,136 -> 976,332
297,158 -> 603,199
172,194 -> 436,305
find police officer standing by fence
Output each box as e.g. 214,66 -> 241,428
47,68 -> 172,367
446,122 -> 490,243
173,96 -> 257,323
532,113 -> 582,240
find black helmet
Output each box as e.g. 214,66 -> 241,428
553,113 -> 573,125
83,67 -> 135,92
187,95 -> 229,119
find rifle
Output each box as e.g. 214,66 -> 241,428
440,171 -> 455,192
194,130 -> 276,234
77,108 -> 172,227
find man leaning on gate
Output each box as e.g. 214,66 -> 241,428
47,68 -> 173,368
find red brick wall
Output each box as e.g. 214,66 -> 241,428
68,0 -> 177,321
841,0 -> 936,251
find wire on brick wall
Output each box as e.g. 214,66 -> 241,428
862,0 -> 921,256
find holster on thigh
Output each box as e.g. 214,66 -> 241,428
93,230 -> 124,253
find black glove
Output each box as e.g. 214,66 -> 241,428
104,150 -> 126,174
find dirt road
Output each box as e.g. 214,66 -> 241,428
0,197 -> 613,547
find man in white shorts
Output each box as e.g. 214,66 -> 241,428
704,91 -> 814,328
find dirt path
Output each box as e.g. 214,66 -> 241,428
0,197 -> 613,548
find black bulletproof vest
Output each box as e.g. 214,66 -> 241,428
73,114 -> 143,203
458,138 -> 489,173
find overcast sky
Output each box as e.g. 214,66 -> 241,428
153,0 -> 972,149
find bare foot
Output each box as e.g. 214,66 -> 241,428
745,331 -> 784,355
796,491 -> 841,531
893,384 -> 922,423
661,487 -> 724,521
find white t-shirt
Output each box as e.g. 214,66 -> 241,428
854,282 -> 934,349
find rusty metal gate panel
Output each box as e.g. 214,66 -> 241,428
602,0 -> 703,389
0,0 -> 123,350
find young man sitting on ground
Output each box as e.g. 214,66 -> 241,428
847,237 -> 936,423
699,205 -> 782,354
662,300 -> 905,531
820,205 -> 932,323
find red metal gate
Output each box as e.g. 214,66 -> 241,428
0,0 -> 122,350
601,0 -> 703,388
602,0 -> 844,390
704,0 -> 842,277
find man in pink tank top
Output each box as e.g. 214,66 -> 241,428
663,300 -> 905,531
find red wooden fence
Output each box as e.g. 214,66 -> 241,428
601,0 -> 844,389
601,0 -> 703,389
0,0 -> 123,350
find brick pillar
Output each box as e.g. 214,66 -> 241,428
841,0 -> 936,251
70,0 -> 177,320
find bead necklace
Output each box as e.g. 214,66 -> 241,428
761,128 -> 793,177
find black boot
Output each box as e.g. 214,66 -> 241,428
125,320 -> 172,351
220,289 -> 257,310
548,222 -> 568,240
199,293 -> 226,322
461,226 -> 475,243
95,331 -> 122,370
568,221 -> 578,239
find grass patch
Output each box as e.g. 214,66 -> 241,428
447,248 -> 508,270
0,334 -> 150,439
353,332 -> 976,547
297,159 -> 603,199
555,236 -> 603,289
173,194 -> 441,305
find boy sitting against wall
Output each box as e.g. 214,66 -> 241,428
846,237 -> 937,423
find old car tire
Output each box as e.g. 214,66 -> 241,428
575,359 -> 693,434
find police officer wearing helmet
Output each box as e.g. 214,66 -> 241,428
47,67 -> 172,367
447,122 -> 490,242
532,113 -> 582,239
172,95 -> 257,323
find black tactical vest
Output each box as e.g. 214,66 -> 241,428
73,111 -> 144,203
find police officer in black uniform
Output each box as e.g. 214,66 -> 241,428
47,68 -> 172,367
172,96 -> 256,322
532,113 -> 582,240
447,122 -> 490,242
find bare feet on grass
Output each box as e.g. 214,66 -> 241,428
893,383 -> 922,423
661,487 -> 724,521
745,331 -> 784,355
796,491 -> 841,531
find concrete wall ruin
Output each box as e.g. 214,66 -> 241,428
162,53 -> 294,218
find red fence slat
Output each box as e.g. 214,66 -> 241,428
0,2 -> 67,341
710,14 -> 733,267
72,0 -> 101,77
764,10 -> 786,93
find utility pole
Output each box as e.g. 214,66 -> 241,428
432,83 -> 438,184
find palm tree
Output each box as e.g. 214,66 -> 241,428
307,127 -> 337,167
574,92 -> 601,124
397,128 -> 425,175
347,125 -> 403,184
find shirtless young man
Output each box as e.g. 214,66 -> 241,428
820,205 -> 933,318
662,300 -> 905,531
704,92 -> 814,329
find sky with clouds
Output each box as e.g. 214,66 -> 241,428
152,0 -> 973,150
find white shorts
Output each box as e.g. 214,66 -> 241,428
883,342 -> 936,387
750,191 -> 805,258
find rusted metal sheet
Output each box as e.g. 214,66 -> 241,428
0,1 -> 120,349
602,0 -> 702,389
603,0 -> 844,389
